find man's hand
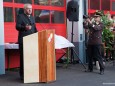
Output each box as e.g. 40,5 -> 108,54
87,19 -> 92,24
25,24 -> 32,30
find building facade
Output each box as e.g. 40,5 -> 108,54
1,0 -> 67,74
88,0 -> 115,15
1,0 -> 114,74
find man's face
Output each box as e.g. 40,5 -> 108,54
24,5 -> 32,15
94,16 -> 101,22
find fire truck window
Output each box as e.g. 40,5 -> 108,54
51,0 -> 64,6
3,0 -> 12,2
4,7 -> 14,22
34,0 -> 49,5
14,0 -> 32,4
51,11 -> 64,23
101,0 -> 110,10
112,1 -> 115,11
90,0 -> 100,10
34,9 -> 50,23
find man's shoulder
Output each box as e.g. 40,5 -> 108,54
17,14 -> 24,19
18,13 -> 25,17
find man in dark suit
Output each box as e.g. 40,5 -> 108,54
16,3 -> 37,80
85,12 -> 105,75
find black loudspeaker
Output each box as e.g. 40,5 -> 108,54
66,0 -> 79,21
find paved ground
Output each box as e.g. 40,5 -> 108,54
0,62 -> 115,86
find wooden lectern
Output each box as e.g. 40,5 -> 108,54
23,30 -> 56,83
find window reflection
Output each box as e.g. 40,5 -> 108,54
112,2 -> 115,11
90,0 -> 100,10
51,11 -> 64,23
101,0 -> 110,10
34,0 -> 49,5
34,10 -> 50,23
14,0 -> 32,4
3,0 -> 12,2
4,7 -> 14,22
51,0 -> 64,6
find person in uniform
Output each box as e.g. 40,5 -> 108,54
85,12 -> 105,75
16,3 -> 38,80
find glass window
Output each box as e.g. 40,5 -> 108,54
88,0 -> 90,9
15,8 -> 24,21
34,0 -> 49,5
101,0 -> 110,10
51,11 -> 64,23
90,0 -> 100,10
3,0 -> 12,2
4,7 -> 14,22
34,9 -> 50,23
112,1 -> 115,11
14,0 -> 32,4
51,0 -> 64,6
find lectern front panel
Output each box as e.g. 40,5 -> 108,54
23,33 -> 39,83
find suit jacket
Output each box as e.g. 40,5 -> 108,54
16,13 -> 37,44
87,22 -> 104,45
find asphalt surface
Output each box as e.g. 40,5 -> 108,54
0,62 -> 115,86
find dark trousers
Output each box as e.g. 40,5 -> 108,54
87,44 -> 104,71
19,43 -> 24,78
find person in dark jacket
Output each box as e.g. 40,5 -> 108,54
85,12 -> 105,75
16,3 -> 37,80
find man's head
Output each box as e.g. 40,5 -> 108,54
24,3 -> 32,15
94,12 -> 102,22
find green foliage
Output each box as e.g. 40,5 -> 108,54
102,28 -> 113,50
101,15 -> 113,27
102,27 -> 114,42
96,10 -> 113,27
96,10 -> 114,50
